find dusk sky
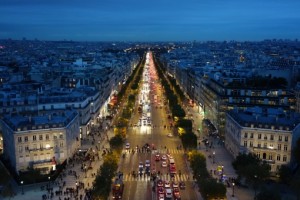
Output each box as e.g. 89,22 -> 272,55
1,0 -> 300,41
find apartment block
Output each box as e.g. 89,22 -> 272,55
1,110 -> 80,174
225,107 -> 300,172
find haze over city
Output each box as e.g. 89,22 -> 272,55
1,0 -> 300,41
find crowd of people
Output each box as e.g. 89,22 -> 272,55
39,118 -> 113,200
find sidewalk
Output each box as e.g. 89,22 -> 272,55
2,120 -> 115,200
182,103 -> 254,200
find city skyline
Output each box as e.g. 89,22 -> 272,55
1,0 -> 300,42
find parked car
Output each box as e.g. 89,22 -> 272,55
179,182 -> 186,190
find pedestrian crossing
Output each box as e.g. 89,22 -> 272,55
123,174 -> 190,182
122,148 -> 185,155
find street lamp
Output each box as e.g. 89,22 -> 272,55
48,176 -> 50,189
21,181 -> 24,194
232,182 -> 235,197
254,175 -> 257,199
85,166 -> 87,178
213,151 -> 215,164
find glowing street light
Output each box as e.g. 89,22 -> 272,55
21,181 -> 24,194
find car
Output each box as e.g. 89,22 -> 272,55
173,187 -> 181,199
139,162 -> 143,169
172,182 -> 179,188
179,182 -> 186,190
164,181 -> 171,188
157,180 -> 163,187
155,154 -> 160,161
158,193 -> 165,200
170,165 -> 176,174
161,161 -> 167,167
167,133 -> 173,137
145,160 -> 151,167
157,187 -> 164,194
161,155 -> 167,160
166,154 -> 173,160
145,166 -> 150,175
165,188 -> 172,198
125,143 -> 130,149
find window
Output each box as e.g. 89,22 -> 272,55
59,133 -> 63,139
258,143 -> 261,148
24,136 -> 28,142
270,135 -> 274,140
33,144 -> 37,149
40,143 -> 43,149
60,142 -> 64,147
17,137 -> 22,143
278,144 -> 281,150
279,135 -> 282,141
284,145 -> 288,151
264,135 -> 267,140
258,134 -> 261,139
244,132 -> 248,138
53,135 -> 57,140
268,154 -> 273,160
250,133 -> 254,139
283,155 -> 287,162
33,135 -> 36,141
277,155 -> 280,161
244,141 -> 247,147
264,143 -> 267,148
18,146 -> 23,153
25,145 -> 29,151
256,153 -> 260,158
250,141 -> 253,147
39,135 -> 43,140
46,134 -> 49,140
285,136 -> 289,142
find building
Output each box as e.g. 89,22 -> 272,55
225,107 -> 300,172
0,110 -> 80,174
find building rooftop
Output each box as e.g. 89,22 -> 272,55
227,107 -> 300,131
1,110 -> 78,132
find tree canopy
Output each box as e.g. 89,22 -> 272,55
232,153 -> 271,184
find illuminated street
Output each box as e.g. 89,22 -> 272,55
118,52 -> 200,200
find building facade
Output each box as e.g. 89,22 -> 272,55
225,107 -> 300,172
1,110 -> 80,174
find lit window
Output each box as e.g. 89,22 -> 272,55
283,155 -> 287,162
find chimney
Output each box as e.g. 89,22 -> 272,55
48,114 -> 52,121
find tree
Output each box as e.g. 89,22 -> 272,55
189,151 -> 209,179
256,187 -> 281,200
176,119 -> 193,131
290,175 -> 300,200
172,104 -> 186,118
180,132 -> 197,150
232,153 -> 270,185
293,138 -> 300,165
278,165 -> 292,184
198,179 -> 226,199
109,134 -> 124,151
1,183 -> 14,199
92,153 -> 119,199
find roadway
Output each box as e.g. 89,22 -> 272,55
117,52 -> 199,200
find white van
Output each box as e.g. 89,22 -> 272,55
165,188 -> 172,198
169,158 -> 175,165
